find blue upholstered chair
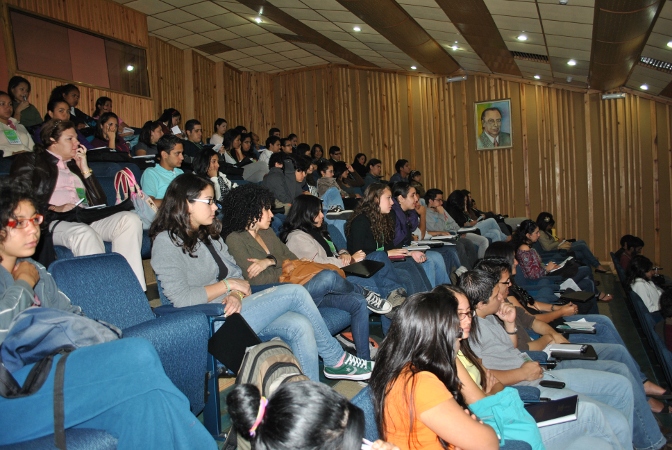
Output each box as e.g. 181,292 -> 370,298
0,429 -> 118,450
48,253 -> 210,416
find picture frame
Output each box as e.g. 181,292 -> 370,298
475,99 -> 512,150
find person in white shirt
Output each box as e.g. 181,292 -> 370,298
628,255 -> 664,315
258,135 -> 281,165
209,117 -> 227,146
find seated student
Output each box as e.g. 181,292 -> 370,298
7,76 -> 42,130
328,145 -> 343,164
268,127 -> 281,138
209,117 -> 227,146
220,184 -> 381,360
134,120 -> 163,156
352,153 -> 368,178
462,189 -> 511,236
281,195 -> 402,313
49,84 -> 95,131
628,255 -> 664,316
181,119 -> 205,161
370,290 -> 500,450
10,119 -> 145,289
151,174 -> 372,380
446,190 -> 509,243
535,212 -> 609,272
436,284 -> 630,450
158,108 -> 182,138
262,153 -> 303,213
317,161 -> 352,199
424,188 -> 489,259
363,158 -> 386,191
310,143 -> 327,165
0,180 -> 217,449
141,135 -> 184,207
388,159 -> 410,184
33,99 -> 94,150
92,96 -> 134,141
192,148 -> 237,201
618,234 -> 645,271
390,182 -> 452,286
345,183 -> 433,296
334,161 -> 364,198
408,170 -> 424,197
513,220 -> 613,301
228,382 -> 397,450
460,269 -> 663,450
280,138 -> 293,155
222,129 -> 266,182
476,258 -> 671,415
90,112 -> 131,154
258,135 -> 280,165
0,91 -> 34,157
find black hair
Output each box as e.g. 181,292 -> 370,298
394,159 -> 408,173
484,241 -> 516,268
626,255 -> 654,286
287,133 -> 297,141
234,125 -> 247,135
293,156 -> 308,173
310,144 -> 324,159
214,117 -> 227,131
367,158 -> 381,170
474,258 -> 512,278
391,181 -> 412,199
219,184 -> 274,239
268,152 -> 285,170
318,160 -> 333,175
333,161 -> 348,180
223,129 -> 241,152
623,235 -> 644,250
280,195 -> 326,243
157,134 -> 181,156
424,188 -> 443,203
0,178 -> 39,261
158,108 -> 181,124
94,112 -> 119,141
7,76 -> 30,103
148,173 -> 220,256
409,170 -> 421,181
345,183 -> 394,246
370,291 -> 464,449
296,142 -> 310,156
192,148 -> 219,179
92,96 -> 112,117
44,98 -> 70,122
328,145 -> 340,156
353,153 -> 366,164
535,212 -> 555,233
511,219 -> 538,250
268,127 -> 280,136
227,381 -> 364,450
184,119 -> 201,133
138,120 -> 162,147
660,289 -> 672,319
265,135 -> 280,148
457,269 -> 499,309
446,190 -> 466,213
48,84 -> 79,105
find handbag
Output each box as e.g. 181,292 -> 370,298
114,167 -> 157,229
468,387 -> 544,450
48,198 -> 134,225
279,260 -> 345,285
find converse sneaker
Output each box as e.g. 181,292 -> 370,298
363,289 -> 393,314
324,353 -> 374,381
325,205 -> 353,219
385,288 -> 407,319
336,332 -> 380,359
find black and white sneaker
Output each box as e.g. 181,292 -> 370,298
325,205 -> 353,219
362,289 -> 393,314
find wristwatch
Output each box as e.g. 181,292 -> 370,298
266,254 -> 277,266
505,326 -> 518,335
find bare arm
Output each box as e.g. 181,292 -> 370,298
420,399 -> 499,450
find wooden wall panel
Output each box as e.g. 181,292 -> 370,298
148,36 -> 184,120
192,52 -> 217,138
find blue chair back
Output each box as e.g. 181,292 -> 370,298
610,252 -> 628,289
49,253 -> 154,329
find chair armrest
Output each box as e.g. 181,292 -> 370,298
524,351 -> 548,363
511,385 -> 541,402
153,303 -> 224,317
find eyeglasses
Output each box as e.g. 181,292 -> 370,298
191,198 -> 216,206
458,309 -> 475,320
500,279 -> 512,286
6,214 -> 44,229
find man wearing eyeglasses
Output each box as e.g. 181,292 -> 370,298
478,107 -> 510,149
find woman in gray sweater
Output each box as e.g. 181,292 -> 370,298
150,173 -> 372,381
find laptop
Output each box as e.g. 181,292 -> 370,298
341,260 -> 385,278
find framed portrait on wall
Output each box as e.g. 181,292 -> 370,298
475,99 -> 512,150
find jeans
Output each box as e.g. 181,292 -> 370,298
304,270 -> 371,360
476,217 -> 508,242
571,240 -> 601,268
462,232 -> 490,259
571,265 -> 596,293
393,259 -> 432,294
456,238 -> 478,269
0,339 -> 216,449
556,346 -> 664,450
429,246 -> 461,273
346,251 -> 403,299
539,368 -> 633,449
419,251 -> 451,286
322,187 -> 347,248
240,284 -> 345,381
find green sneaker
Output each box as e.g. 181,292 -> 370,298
323,353 -> 374,381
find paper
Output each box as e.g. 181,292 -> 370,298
547,256 -> 573,273
544,343 -> 587,358
431,235 -> 457,240
171,126 -> 182,135
213,143 -> 222,151
122,127 -> 135,134
562,320 -> 596,330
404,245 -> 430,251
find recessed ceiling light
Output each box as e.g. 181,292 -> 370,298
451,45 -> 459,50
411,66 -> 417,70
254,17 -> 263,23
667,41 -> 672,48
567,59 -> 577,66
533,75 -> 541,79
353,26 -> 361,32
126,65 -> 134,72
517,34 -> 528,41
640,84 -> 649,90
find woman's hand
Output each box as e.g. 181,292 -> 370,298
345,163 -> 355,173
106,123 -> 116,146
50,203 -> 76,212
226,278 -> 251,296
246,258 -> 274,279
76,123 -> 86,130
73,145 -> 89,173
338,253 -> 352,266
370,441 -> 399,450
13,261 -> 40,288
483,369 -> 500,395
352,250 -> 366,262
545,261 -> 559,272
222,293 -> 242,316
387,248 -> 408,258
410,251 -> 427,263
14,99 -> 30,114
559,302 -> 578,316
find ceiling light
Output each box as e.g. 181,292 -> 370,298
559,0 -> 568,4
640,84 -> 649,90
533,75 -> 541,79
517,34 -> 528,41
567,59 -> 577,66
353,26 -> 361,32
254,17 -> 262,23
667,41 -> 672,48
451,45 -> 459,50
446,75 -> 467,83
411,66 -> 417,70
126,65 -> 134,72
602,93 -> 626,99
566,76 -> 573,82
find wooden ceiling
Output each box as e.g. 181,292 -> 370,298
114,0 -> 672,98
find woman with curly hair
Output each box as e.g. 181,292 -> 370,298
151,174 -> 372,380
220,183 -> 379,361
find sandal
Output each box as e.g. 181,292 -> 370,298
650,398 -> 672,415
597,292 -> 614,302
647,389 -> 672,400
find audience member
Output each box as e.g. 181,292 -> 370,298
408,170 -> 424,197
287,133 -> 298,151
334,161 -> 364,198
389,159 -> 410,183
209,117 -> 227,145
446,190 -> 509,243
268,127 -> 280,137
141,135 -> 184,206
628,255 -> 664,317
158,108 -> 182,137
7,76 -> 41,129
11,120 -> 145,289
92,96 -> 134,141
192,148 -> 237,201
295,142 -> 311,158
328,145 -> 342,163
91,112 -> 131,153
150,174 -> 372,381
462,189 -> 511,236
618,234 -> 645,271
258,135 -> 280,164
49,84 -> 95,130
0,91 -> 34,157
222,129 -> 266,182
363,158 -> 386,191
352,153 -> 368,178
34,99 -> 93,150
311,143 -> 326,164
280,137 -> 293,154
181,119 -> 205,161
262,153 -> 303,212
134,120 -> 162,156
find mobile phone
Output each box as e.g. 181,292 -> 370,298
538,361 -> 557,369
539,380 -> 566,389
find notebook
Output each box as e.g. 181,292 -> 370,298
525,395 -> 578,427
341,260 -> 385,278
208,313 -> 261,374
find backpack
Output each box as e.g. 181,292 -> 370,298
223,339 -> 308,450
114,167 -> 157,229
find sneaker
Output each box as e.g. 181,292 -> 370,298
363,289 -> 393,314
324,353 -> 373,380
325,205 -> 353,219
336,332 -> 380,359
455,266 -> 468,277
385,288 -> 407,319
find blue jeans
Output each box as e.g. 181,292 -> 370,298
346,251 -> 403,299
418,251 -> 451,286
304,270 -> 371,360
571,265 -> 596,293
240,284 -> 344,381
322,187 -> 347,247
556,346 -> 664,450
429,246 -> 461,273
393,259 -> 432,294
0,338 -> 216,449
476,217 -> 508,242
540,368 -> 633,449
571,240 -> 601,268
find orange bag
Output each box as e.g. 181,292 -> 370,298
279,260 -> 345,285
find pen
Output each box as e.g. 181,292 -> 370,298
74,198 -> 86,207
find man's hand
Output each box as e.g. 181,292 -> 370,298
410,251 -> 426,263
496,301 -> 516,324
520,361 -> 543,381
